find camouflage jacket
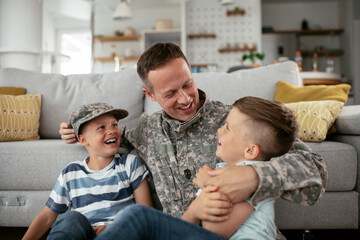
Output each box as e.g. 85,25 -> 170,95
124,90 -> 327,218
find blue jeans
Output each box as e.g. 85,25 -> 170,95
96,205 -> 226,240
48,205 -> 226,240
47,211 -> 96,240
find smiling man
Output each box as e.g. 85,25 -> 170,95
142,57 -> 200,121
59,43 -> 327,237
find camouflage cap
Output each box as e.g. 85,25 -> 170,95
70,103 -> 128,138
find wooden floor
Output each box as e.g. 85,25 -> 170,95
0,227 -> 48,240
1,227 -> 360,240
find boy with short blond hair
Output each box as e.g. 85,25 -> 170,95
23,103 -> 152,240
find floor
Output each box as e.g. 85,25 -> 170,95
0,227 -> 48,240
1,228 -> 360,240
281,229 -> 360,240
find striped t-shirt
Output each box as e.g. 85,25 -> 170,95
46,153 -> 149,227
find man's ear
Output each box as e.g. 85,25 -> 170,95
244,144 -> 261,160
142,88 -> 156,101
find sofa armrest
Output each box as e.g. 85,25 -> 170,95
334,105 -> 360,135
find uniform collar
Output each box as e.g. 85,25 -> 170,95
162,89 -> 213,133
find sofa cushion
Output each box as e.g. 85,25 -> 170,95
274,81 -> 351,103
275,191 -> 358,229
0,190 -> 50,227
334,105 -> 360,135
0,140 -> 88,190
307,141 -> 357,191
0,68 -> 144,138
144,61 -> 302,114
0,94 -> 42,141
285,101 -> 344,142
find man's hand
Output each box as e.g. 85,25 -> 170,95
204,165 -> 259,204
93,225 -> 107,235
193,164 -> 214,189
59,122 -> 78,144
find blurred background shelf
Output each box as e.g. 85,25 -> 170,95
94,35 -> 141,42
188,33 -> 216,39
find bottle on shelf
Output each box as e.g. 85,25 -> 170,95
294,51 -> 303,72
311,52 -> 318,72
277,46 -> 289,62
326,55 -> 335,73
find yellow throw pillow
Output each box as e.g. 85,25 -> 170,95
285,101 -> 344,142
0,87 -> 27,95
275,81 -> 351,103
0,94 -> 42,141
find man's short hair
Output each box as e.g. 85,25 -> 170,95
137,42 -> 189,92
232,96 -> 298,160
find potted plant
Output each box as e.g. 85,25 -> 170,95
241,52 -> 265,67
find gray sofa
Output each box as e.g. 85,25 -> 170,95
0,61 -> 359,230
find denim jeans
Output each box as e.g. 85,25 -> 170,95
47,211 -> 96,240
96,205 -> 226,240
48,205 -> 226,240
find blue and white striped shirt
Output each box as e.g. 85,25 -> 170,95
46,153 -> 149,226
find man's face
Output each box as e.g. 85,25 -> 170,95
216,108 -> 251,165
143,58 -> 200,122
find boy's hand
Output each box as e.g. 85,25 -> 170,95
93,225 -> 107,235
192,185 -> 232,223
59,122 -> 78,144
193,164 -> 214,189
205,165 -> 259,204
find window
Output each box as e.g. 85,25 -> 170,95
58,30 -> 92,75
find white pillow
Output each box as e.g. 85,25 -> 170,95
195,61 -> 302,105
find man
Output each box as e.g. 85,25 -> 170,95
60,43 -> 327,223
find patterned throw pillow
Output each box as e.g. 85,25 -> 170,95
0,94 -> 42,141
285,100 -> 344,142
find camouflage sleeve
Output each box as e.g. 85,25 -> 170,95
249,138 -> 328,206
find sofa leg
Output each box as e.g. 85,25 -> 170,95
302,229 -> 313,240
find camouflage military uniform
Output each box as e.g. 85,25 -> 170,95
124,90 -> 327,218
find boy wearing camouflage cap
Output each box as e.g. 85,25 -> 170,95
23,103 -> 152,240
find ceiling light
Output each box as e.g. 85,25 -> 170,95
112,0 -> 132,20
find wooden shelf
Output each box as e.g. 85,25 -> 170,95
303,79 -> 343,86
262,28 -> 344,35
301,50 -> 344,56
94,35 -> 141,42
226,9 -> 245,16
94,56 -> 140,62
188,33 -> 216,39
218,47 -> 256,53
190,63 -> 218,68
